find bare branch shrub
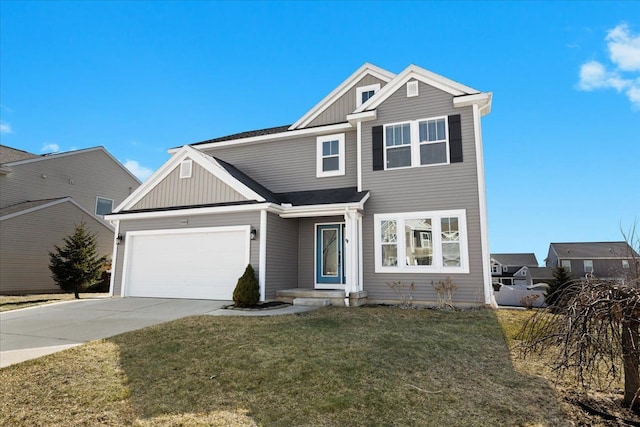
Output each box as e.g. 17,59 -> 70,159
519,294 -> 539,310
431,277 -> 458,310
385,281 -> 415,308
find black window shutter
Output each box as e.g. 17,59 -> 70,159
372,125 -> 384,171
448,114 -> 463,163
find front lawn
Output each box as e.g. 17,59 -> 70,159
0,307 -> 576,426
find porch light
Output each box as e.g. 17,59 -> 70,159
250,227 -> 257,240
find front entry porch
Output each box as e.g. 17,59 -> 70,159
275,288 -> 368,307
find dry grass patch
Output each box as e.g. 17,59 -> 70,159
1,307 -> 569,426
0,293 -> 108,312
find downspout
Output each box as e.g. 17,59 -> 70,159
108,220 -> 120,297
259,210 -> 267,302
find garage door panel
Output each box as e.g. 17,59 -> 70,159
124,227 -> 249,300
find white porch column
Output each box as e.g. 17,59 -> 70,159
343,209 -> 362,296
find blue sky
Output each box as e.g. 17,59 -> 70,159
1,1 -> 639,264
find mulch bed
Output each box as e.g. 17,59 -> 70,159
223,301 -> 290,311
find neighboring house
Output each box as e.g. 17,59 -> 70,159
106,63 -> 493,307
490,253 -> 538,286
0,145 -> 141,294
546,241 -> 639,282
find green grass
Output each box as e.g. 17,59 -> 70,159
1,307 -> 572,426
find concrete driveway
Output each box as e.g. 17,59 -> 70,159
0,297 -> 228,368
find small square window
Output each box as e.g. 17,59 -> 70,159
96,197 -> 113,216
622,260 -> 630,269
356,83 -> 381,107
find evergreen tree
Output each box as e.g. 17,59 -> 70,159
49,222 -> 107,299
545,265 -> 574,306
232,264 -> 260,307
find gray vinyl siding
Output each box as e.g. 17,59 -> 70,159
200,131 -> 357,193
297,216 -> 344,289
112,211 -> 260,296
307,75 -> 388,128
264,213 -> 299,299
132,162 -> 246,210
360,81 -> 486,304
556,258 -> 629,279
0,149 -> 139,212
0,201 -> 114,294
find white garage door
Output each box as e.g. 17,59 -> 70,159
123,226 -> 250,300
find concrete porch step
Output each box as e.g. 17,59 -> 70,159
293,298 -> 331,307
276,289 -> 345,299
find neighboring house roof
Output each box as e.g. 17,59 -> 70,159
0,146 -> 141,184
527,267 -> 553,279
0,197 -> 113,231
0,145 -> 40,164
491,253 -> 539,267
550,242 -> 638,259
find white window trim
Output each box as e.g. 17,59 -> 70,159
316,133 -> 345,178
356,83 -> 380,107
180,159 -> 193,179
383,116 -> 450,170
95,196 -> 114,216
622,259 -> 630,269
583,259 -> 593,273
561,259 -> 572,272
374,209 -> 469,274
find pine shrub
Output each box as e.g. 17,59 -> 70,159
232,264 -> 260,307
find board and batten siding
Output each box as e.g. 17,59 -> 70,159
360,81 -> 486,305
306,75 -> 388,128
264,213 -> 299,299
0,149 -> 139,212
112,211 -> 260,296
200,131 -> 357,193
0,201 -> 114,294
131,162 -> 246,210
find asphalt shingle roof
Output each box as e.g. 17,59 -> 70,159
550,242 -> 638,258
491,253 -> 539,267
0,198 -> 68,217
0,145 -> 40,164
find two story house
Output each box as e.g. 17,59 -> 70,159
106,63 -> 494,307
0,145 -> 141,294
490,253 -> 539,287
546,241 -> 639,282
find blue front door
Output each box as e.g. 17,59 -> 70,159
316,224 -> 345,285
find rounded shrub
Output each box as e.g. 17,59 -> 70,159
232,264 -> 260,307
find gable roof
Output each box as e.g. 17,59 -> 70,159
354,64 -> 491,115
0,146 -> 141,184
0,197 -> 114,231
114,145 -> 267,212
189,124 -> 292,148
550,242 -> 638,259
491,253 -> 539,267
289,63 -> 395,130
526,266 -> 554,279
0,145 -> 40,164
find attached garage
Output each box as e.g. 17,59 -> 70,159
122,226 -> 250,300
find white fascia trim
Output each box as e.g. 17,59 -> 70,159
3,146 -> 141,184
114,145 -> 265,212
106,202 -> 282,221
171,122 -> 353,154
289,63 -> 395,130
354,65 -> 481,113
346,110 -> 377,125
472,104 -> 494,306
454,92 -> 493,116
278,195 -> 369,219
259,210 -> 267,302
0,197 -> 115,231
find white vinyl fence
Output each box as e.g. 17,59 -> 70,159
493,286 -> 546,308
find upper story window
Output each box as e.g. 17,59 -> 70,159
316,133 -> 345,178
583,260 -> 593,273
356,83 -> 380,107
374,209 -> 468,274
622,259 -> 630,269
384,116 -> 449,170
560,259 -> 572,272
491,264 -> 501,274
95,197 -> 114,216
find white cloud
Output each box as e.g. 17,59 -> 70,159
124,159 -> 153,181
40,143 -> 60,153
606,23 -> 640,71
577,23 -> 640,109
0,122 -> 11,134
